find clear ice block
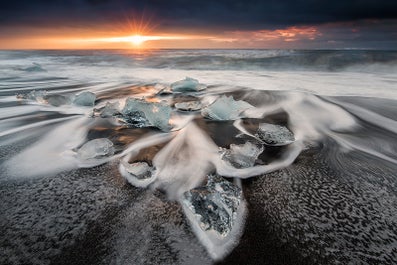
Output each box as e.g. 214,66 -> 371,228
220,141 -> 264,168
182,175 -> 242,237
73,91 -> 96,107
201,95 -> 253,120
255,123 -> 295,146
77,138 -> 115,160
171,77 -> 206,92
121,97 -> 172,131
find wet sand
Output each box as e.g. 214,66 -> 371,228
1,95 -> 396,264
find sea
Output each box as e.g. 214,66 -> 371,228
0,49 -> 396,265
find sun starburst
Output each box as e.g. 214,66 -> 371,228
130,35 -> 145,46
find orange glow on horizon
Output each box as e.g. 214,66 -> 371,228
0,24 -> 324,49
0,11 -> 324,49
63,34 -> 211,49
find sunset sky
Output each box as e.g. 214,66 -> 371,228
1,0 -> 396,49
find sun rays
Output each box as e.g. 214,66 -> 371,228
120,12 -> 157,47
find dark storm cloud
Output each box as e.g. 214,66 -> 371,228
1,0 -> 397,30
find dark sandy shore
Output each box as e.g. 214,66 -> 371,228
1,147 -> 396,264
1,96 -> 396,265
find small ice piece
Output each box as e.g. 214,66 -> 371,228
155,83 -> 173,95
220,141 -> 264,168
255,123 -> 295,146
119,161 -> 156,188
175,101 -> 202,112
77,138 -> 115,160
17,90 -> 47,103
73,91 -> 96,107
171,77 -> 205,92
45,94 -> 71,106
121,97 -> 172,131
20,63 -> 46,72
182,175 -> 242,237
201,95 -> 253,120
16,91 -> 70,106
122,110 -> 150,128
99,102 -> 120,118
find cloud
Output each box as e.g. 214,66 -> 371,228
0,0 -> 396,30
207,20 -> 397,49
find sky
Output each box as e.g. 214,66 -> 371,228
1,0 -> 397,49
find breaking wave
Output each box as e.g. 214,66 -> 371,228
2,49 -> 397,72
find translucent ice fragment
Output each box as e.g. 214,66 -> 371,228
20,63 -> 46,72
121,97 -> 172,131
255,123 -> 295,146
171,77 -> 206,92
182,175 -> 242,237
155,83 -> 173,95
45,94 -> 71,106
119,161 -> 156,188
73,91 -> 96,107
99,102 -> 120,118
220,141 -> 264,168
175,101 -> 202,112
77,138 -> 115,160
16,91 -> 71,106
122,110 -> 150,128
17,90 -> 47,103
201,95 -> 253,120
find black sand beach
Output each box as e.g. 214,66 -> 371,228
1,91 -> 396,264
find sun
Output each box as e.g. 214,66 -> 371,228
130,34 -> 145,46
82,13 -> 195,48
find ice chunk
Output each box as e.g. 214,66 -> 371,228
220,141 -> 264,168
99,102 -> 120,118
73,91 -> 96,107
182,175 -> 242,237
17,91 -> 72,106
175,101 -> 202,112
171,77 -> 205,92
77,138 -> 115,160
17,90 -> 47,103
121,97 -> 172,131
44,94 -> 71,106
201,95 -> 253,120
255,123 -> 295,146
155,83 -> 173,95
121,110 -> 150,128
119,161 -> 156,188
20,63 -> 46,72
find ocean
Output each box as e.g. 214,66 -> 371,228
0,49 -> 396,264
